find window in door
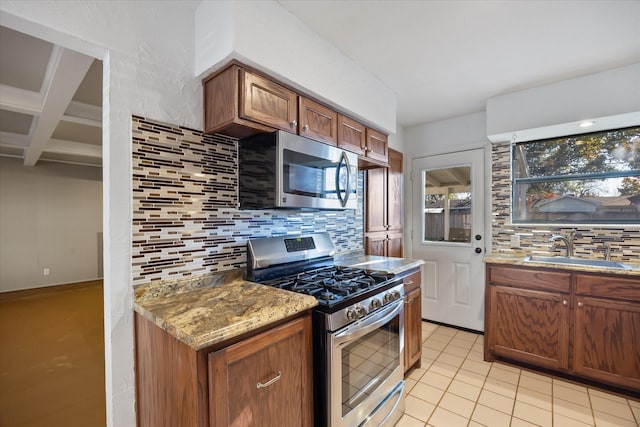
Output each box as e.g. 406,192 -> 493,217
423,166 -> 471,243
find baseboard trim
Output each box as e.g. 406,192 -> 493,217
0,279 -> 103,301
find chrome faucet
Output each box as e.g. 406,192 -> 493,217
549,230 -> 575,257
603,242 -> 611,261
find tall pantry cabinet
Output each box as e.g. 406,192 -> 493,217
364,148 -> 403,257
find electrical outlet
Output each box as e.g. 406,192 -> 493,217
43,268 -> 50,276
510,234 -> 520,249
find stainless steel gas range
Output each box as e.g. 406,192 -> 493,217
247,232 -> 405,427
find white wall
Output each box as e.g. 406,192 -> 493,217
487,62 -> 640,143
195,0 -> 397,134
0,158 -> 102,291
0,2 -> 201,426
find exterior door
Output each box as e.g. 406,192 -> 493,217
411,149 -> 485,331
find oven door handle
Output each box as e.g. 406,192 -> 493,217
334,299 -> 403,345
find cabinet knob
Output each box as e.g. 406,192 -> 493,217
475,247 -> 483,254
290,120 -> 297,128
577,301 -> 584,308
562,300 -> 568,306
302,124 -> 309,131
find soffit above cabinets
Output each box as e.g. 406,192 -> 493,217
0,26 -> 102,167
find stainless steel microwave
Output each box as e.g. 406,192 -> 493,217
239,131 -> 358,210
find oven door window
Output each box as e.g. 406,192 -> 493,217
340,313 -> 400,416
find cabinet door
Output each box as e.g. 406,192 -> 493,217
487,285 -> 569,370
365,128 -> 388,164
404,287 -> 422,373
240,69 -> 298,133
298,97 -> 338,145
337,114 -> 366,155
572,296 -> 640,390
387,149 -> 403,232
208,316 -> 312,427
365,232 -> 387,256
365,167 -> 387,233
387,232 -> 403,258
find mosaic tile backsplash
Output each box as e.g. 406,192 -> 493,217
491,143 -> 640,261
132,116 -> 364,285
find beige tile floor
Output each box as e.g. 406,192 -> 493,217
397,321 -> 640,427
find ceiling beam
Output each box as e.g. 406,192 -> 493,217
444,168 -> 470,186
23,47 -> 93,166
0,84 -> 42,115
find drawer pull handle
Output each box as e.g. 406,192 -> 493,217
405,280 -> 414,286
257,371 -> 282,389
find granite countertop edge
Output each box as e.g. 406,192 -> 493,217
483,254 -> 640,277
133,274 -> 318,351
334,255 -> 425,275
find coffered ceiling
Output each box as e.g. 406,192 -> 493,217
0,26 -> 102,167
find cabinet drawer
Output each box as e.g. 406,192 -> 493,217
489,265 -> 571,292
575,274 -> 640,301
402,270 -> 421,293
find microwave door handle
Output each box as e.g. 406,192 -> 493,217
335,152 -> 351,207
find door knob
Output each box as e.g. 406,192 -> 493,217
475,248 -> 482,254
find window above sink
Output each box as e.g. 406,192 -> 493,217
511,126 -> 640,225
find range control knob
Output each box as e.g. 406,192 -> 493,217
391,290 -> 401,301
383,292 -> 394,304
346,308 -> 357,321
355,304 -> 367,318
369,298 -> 382,310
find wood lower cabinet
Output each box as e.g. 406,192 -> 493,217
135,312 -> 313,427
485,264 -> 640,393
402,269 -> 422,373
209,316 -> 313,427
572,274 -> 640,390
487,284 -> 569,370
365,149 -> 403,257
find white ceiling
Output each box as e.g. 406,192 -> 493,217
277,0 -> 640,127
0,26 -> 102,167
2,1 -> 638,168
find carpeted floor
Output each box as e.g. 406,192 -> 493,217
0,280 -> 106,427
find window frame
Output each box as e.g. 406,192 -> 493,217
510,126 -> 640,226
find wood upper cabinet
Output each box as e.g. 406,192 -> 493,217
365,149 -> 403,257
209,316 -> 313,427
572,275 -> 640,390
298,96 -> 338,145
485,264 -> 640,393
365,167 -> 387,233
337,114 -> 366,155
402,270 -> 422,374
240,69 -> 298,133
387,149 -> 403,232
363,128 -> 388,166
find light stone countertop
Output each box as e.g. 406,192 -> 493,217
335,255 -> 424,275
134,271 -> 318,351
484,254 -> 640,277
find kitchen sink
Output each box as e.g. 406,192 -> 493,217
523,255 -> 636,270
